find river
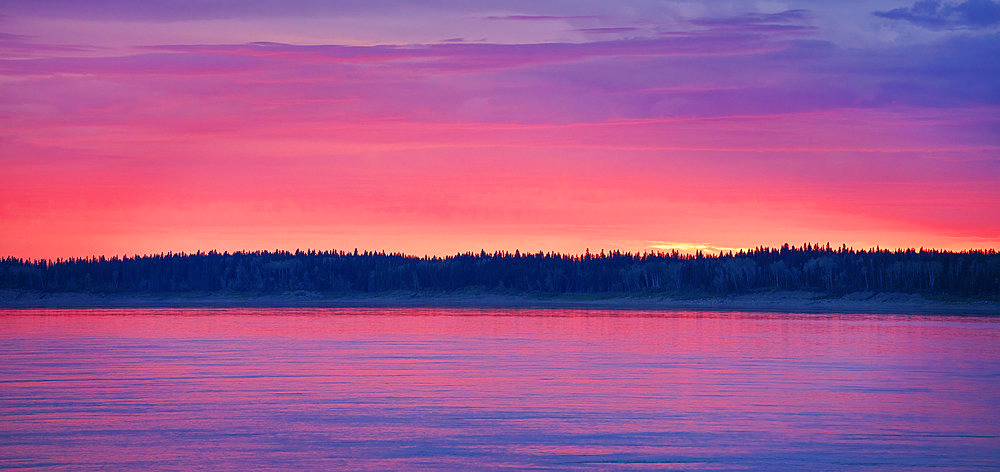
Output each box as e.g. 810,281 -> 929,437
2,308 -> 998,470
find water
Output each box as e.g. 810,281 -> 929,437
1,308 -> 998,471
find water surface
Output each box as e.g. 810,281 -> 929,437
2,308 -> 998,470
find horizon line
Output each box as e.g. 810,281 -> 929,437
6,243 -> 1000,263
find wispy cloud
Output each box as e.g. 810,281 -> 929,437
574,27 -> 639,35
690,9 -> 812,26
4,29 -> 998,125
0,32 -> 96,58
685,9 -> 816,35
484,15 -> 598,21
874,0 -> 1000,30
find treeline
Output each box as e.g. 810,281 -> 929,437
1,244 -> 998,299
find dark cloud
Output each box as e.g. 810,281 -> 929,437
874,0 -> 1000,29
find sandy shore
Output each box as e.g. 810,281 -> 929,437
1,290 -> 997,315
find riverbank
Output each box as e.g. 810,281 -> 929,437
1,290 -> 997,315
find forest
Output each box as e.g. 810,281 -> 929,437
1,244 -> 998,299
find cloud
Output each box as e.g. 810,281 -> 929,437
1,1 -> 467,21
574,27 -> 639,35
4,29 -> 998,126
137,35 -> 785,72
685,9 -> 816,36
1,1 -> 607,22
0,32 -> 97,58
484,15 -> 598,21
0,32 -> 28,41
0,52 -> 270,76
874,0 -> 1000,29
691,9 -> 812,26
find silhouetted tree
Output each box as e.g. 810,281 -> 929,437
1,245 -> 997,299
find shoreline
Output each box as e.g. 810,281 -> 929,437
1,290 -> 997,315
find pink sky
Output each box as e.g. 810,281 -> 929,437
1,1 -> 998,258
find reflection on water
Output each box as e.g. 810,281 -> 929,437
1,308 -> 998,470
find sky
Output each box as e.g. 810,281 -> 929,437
1,0 -> 998,259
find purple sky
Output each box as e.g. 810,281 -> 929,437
1,0 -> 998,258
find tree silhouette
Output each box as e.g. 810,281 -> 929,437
1,245 -> 997,299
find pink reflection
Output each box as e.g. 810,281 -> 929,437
1,308 -> 999,470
